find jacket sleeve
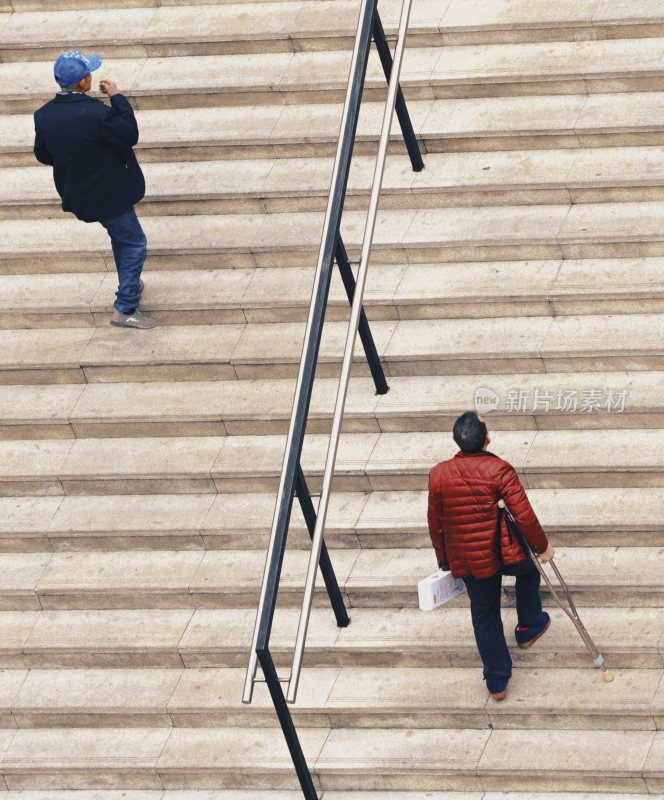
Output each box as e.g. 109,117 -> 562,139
99,94 -> 139,149
427,471 -> 448,569
33,125 -> 53,166
498,462 -> 548,554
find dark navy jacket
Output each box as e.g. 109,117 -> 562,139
33,92 -> 145,223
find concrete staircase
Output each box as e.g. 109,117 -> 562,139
0,0 -> 662,796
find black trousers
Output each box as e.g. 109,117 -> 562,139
462,558 -> 545,691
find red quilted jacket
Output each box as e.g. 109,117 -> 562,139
427,450 -> 549,579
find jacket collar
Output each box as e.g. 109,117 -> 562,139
53,93 -> 96,103
454,449 -> 499,459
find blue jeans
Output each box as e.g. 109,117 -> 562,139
462,558 -> 545,691
101,207 -> 147,314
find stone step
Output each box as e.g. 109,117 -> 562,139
1,794 -> 653,800
4,201 -> 664,274
0,428 -> 662,496
1,0 -> 663,61
0,794 -> 604,800
5,92 -> 664,167
0,312 -> 661,384
0,369 -> 656,440
0,2 -> 390,59
0,486 -> 659,553
0,795 -> 658,800
0,257 -> 662,330
439,0 -> 664,46
1,665 -> 661,730
7,148 -> 664,220
0,604 -> 658,670
6,37 -> 664,112
0,724 -> 659,792
0,546 -> 656,610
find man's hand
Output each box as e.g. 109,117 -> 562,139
99,80 -> 119,97
538,544 -> 555,564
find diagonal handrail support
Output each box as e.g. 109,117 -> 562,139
294,464 -> 350,627
373,11 -> 424,172
335,234 -> 389,395
243,1 -> 422,797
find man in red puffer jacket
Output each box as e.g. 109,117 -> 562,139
428,411 -> 555,700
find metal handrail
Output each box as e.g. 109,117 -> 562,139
286,0 -> 414,703
241,0 -> 422,793
242,0 -> 376,706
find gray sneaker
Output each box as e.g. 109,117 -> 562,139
110,309 -> 157,329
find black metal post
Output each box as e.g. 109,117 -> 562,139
372,10 -> 424,172
295,465 -> 351,627
257,649 -> 319,800
335,235 -> 389,395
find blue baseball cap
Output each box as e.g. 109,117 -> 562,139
54,50 -> 102,86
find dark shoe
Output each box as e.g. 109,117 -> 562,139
515,612 -> 551,649
487,678 -> 509,701
110,309 -> 157,329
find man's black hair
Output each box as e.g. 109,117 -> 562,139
453,411 -> 487,453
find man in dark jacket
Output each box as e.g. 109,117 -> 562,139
428,411 -> 555,700
34,50 -> 155,329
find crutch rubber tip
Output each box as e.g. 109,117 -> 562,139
602,670 -> 614,683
